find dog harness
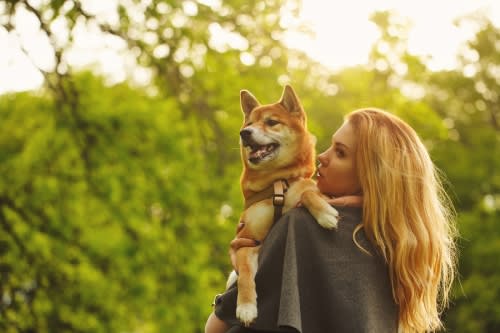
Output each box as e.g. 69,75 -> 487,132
211,179 -> 290,307
244,179 -> 289,223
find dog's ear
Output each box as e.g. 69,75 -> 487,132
279,85 -> 303,114
240,90 -> 260,119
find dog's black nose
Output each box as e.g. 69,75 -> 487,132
240,128 -> 252,141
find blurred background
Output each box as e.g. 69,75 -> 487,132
0,0 -> 499,332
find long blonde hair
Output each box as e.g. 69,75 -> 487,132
347,109 -> 458,332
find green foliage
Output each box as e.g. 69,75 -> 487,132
448,209 -> 500,332
0,75 -> 221,332
0,2 -> 499,333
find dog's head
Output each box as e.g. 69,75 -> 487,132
239,85 -> 314,172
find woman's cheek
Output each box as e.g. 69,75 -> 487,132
317,178 -> 328,194
323,179 -> 336,195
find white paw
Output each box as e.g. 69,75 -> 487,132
236,302 -> 257,327
316,206 -> 339,229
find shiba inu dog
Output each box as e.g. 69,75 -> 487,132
229,85 -> 339,326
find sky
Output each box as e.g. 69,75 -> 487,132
1,0 -> 500,94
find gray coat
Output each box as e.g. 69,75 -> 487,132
214,206 -> 398,333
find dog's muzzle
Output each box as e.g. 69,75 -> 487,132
240,128 -> 279,164
240,128 -> 253,143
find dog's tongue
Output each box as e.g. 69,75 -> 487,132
249,144 -> 273,160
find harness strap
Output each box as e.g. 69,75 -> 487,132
243,179 -> 289,223
272,180 -> 286,223
244,184 -> 274,210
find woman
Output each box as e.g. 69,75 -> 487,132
206,108 -> 458,333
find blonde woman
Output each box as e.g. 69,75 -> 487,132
206,108 -> 458,333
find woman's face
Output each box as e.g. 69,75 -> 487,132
316,121 -> 362,197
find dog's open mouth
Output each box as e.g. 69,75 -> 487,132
246,142 -> 279,164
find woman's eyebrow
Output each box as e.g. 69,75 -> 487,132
334,141 -> 350,151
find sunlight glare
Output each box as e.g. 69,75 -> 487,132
1,0 -> 500,93
284,0 -> 500,71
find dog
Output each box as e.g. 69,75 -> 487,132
228,85 -> 339,326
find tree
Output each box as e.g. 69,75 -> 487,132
1,3 -> 499,332
0,0 -> 303,331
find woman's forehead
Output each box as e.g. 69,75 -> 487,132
332,122 -> 357,149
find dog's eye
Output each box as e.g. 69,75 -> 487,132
265,119 -> 280,126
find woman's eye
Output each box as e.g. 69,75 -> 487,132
336,149 -> 345,158
265,119 -> 280,126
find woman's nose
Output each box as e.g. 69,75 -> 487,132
317,151 -> 327,165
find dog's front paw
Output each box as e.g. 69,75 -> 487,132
236,302 -> 257,327
316,205 -> 339,229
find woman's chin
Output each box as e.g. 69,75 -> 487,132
316,181 -> 328,195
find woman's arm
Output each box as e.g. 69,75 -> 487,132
205,234 -> 259,333
205,312 -> 230,333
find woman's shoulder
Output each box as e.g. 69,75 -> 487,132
261,206 -> 397,332
282,205 -> 363,231
273,205 -> 378,260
